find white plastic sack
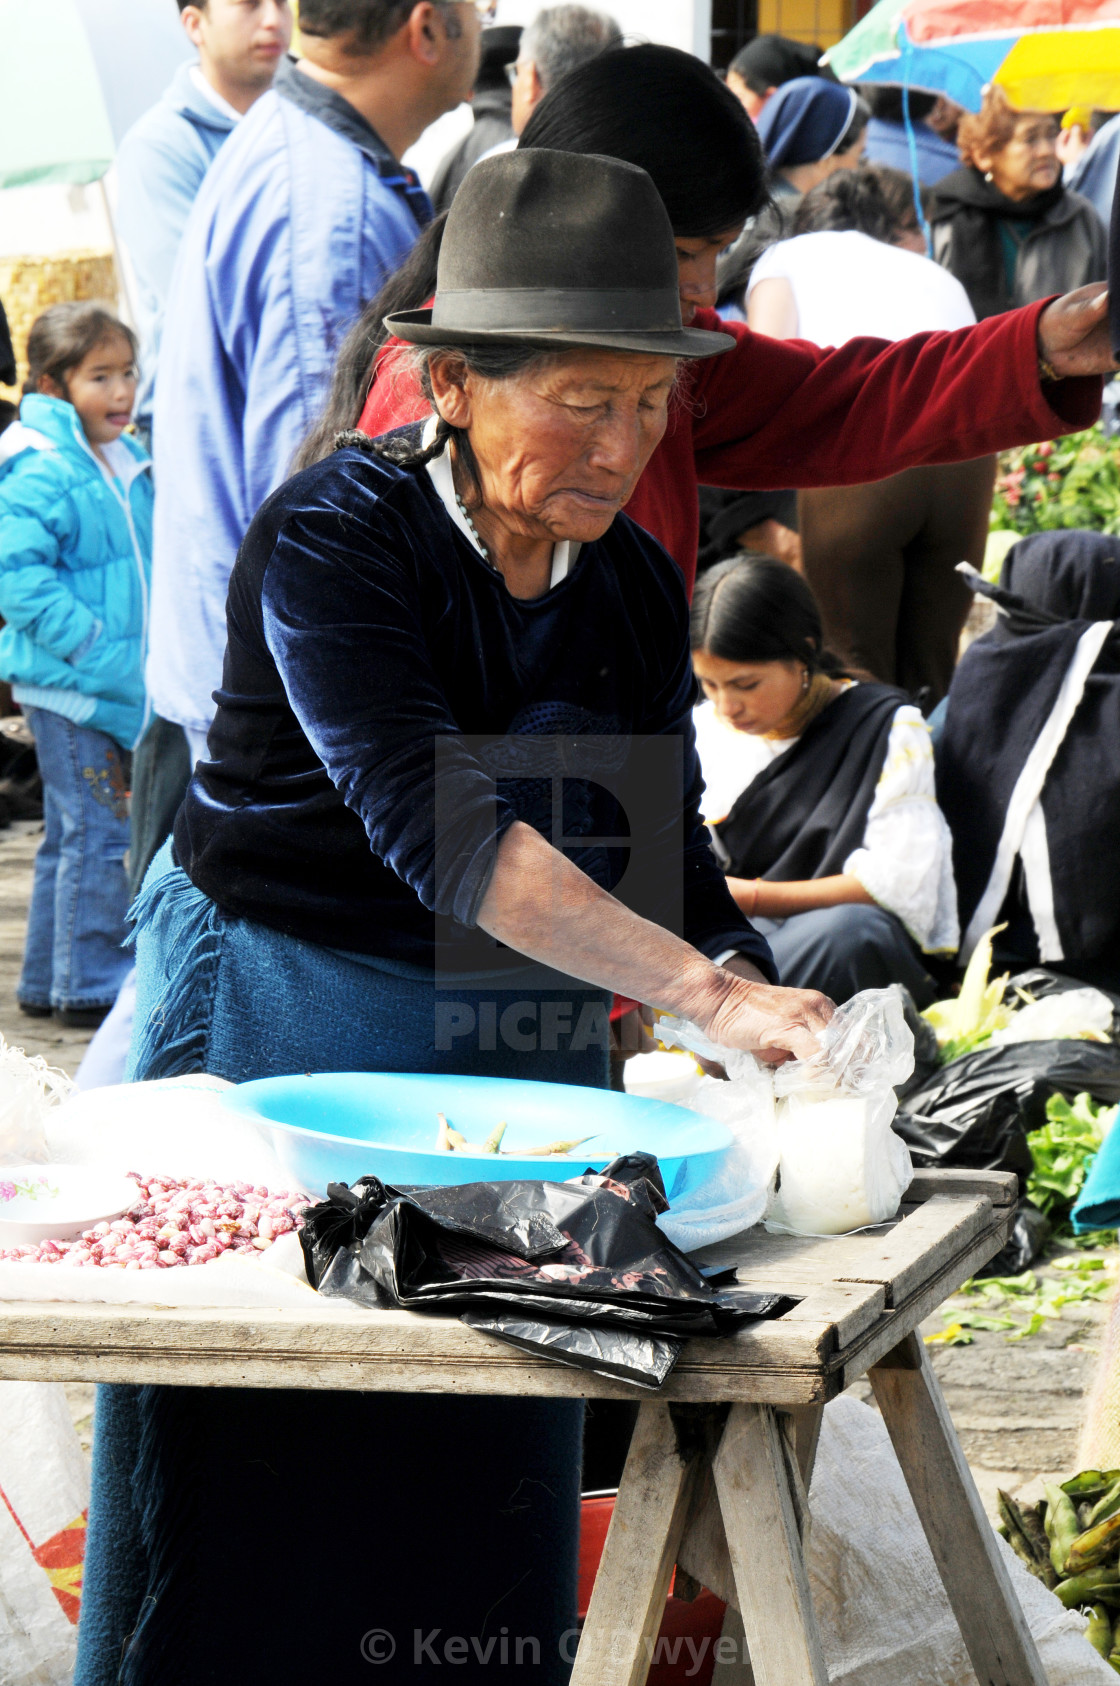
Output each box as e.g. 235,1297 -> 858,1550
0,1037 -> 71,1166
650,1020 -> 779,1250
0,1076 -> 332,1311
809,1396 -> 1116,1685
659,988 -> 915,1242
991,987 -> 1115,1047
0,1381 -> 90,1685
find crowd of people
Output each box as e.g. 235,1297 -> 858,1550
0,3 -> 1117,1675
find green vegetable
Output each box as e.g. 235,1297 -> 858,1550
923,925 -> 1012,1063
1089,1605 -> 1114,1658
1044,1482 -> 1081,1576
1027,1092 -> 1116,1225
951,1312 -> 1017,1332
1063,1469 -> 1107,1497
518,1136 -> 596,1157
1055,1567 -> 1120,1608
923,1322 -> 973,1347
1068,1511 -> 1120,1575
997,1492 -> 1055,1585
1090,1481 -> 1120,1530
483,1121 -> 507,1155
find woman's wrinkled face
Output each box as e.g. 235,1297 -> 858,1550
692,649 -> 806,735
980,112 -> 1061,201
431,349 -> 679,543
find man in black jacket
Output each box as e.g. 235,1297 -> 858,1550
429,24 -> 520,212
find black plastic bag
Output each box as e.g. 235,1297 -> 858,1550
300,1154 -> 793,1388
895,1038 -> 1120,1180
985,1199 -> 1051,1276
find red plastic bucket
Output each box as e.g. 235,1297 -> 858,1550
579,1494 -> 728,1686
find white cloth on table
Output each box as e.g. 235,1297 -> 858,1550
694,697 -> 959,954
747,229 -> 975,344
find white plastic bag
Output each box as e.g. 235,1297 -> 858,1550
991,986 -> 1114,1046
659,988 -> 915,1242
0,1381 -> 90,1685
0,1037 -> 71,1166
809,1396 -> 1116,1685
767,987 -> 914,1236
653,1019 -> 780,1250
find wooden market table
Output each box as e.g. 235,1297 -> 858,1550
0,1165 -> 1041,1685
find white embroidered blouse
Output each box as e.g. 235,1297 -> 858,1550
693,695 -> 960,955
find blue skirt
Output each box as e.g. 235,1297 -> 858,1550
76,850 -> 611,1686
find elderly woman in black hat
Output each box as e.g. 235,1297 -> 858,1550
77,151 -> 831,1686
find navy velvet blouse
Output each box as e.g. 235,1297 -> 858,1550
175,434 -> 773,980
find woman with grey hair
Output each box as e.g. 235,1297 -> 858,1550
77,148 -> 831,1686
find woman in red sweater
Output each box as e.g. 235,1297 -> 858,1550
297,46 -> 1110,598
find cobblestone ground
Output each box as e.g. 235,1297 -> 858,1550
0,819 -> 1113,1501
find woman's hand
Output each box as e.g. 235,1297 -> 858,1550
1037,285 -> 1118,380
701,971 -> 834,1065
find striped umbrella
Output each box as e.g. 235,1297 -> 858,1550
824,0 -> 1120,113
0,0 -> 193,190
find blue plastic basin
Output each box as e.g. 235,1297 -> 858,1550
222,1071 -> 730,1200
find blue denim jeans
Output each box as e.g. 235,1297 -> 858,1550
19,707 -> 132,1011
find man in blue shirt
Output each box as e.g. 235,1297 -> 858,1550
116,0 -> 293,441
147,1 -> 483,765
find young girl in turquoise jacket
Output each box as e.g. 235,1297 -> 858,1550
0,302 -> 151,1026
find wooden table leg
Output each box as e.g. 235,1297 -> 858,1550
784,1402 -> 825,1491
712,1404 -> 829,1686
710,1606 -> 755,1685
869,1332 -> 1049,1686
571,1402 -> 710,1686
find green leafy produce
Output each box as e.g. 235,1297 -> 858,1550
1089,1605 -> 1114,1658
923,925 -> 1012,1064
1027,1093 -> 1117,1224
1055,1567 -> 1120,1608
991,427 -> 1120,538
1045,1482 -> 1081,1575
1069,1513 -> 1120,1576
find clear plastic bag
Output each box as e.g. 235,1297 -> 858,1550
768,988 -> 915,1236
0,1036 -> 71,1165
654,1018 -> 779,1249
660,988 -> 915,1240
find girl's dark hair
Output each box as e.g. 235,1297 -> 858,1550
690,555 -> 847,675
295,42 -> 766,470
292,213 -> 448,472
24,301 -> 137,398
794,165 -> 901,242
521,43 -> 767,237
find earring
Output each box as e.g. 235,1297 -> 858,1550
984,170 -> 994,182
802,668 -> 810,692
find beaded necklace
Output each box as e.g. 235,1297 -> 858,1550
454,493 -> 493,566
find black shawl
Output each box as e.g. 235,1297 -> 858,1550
938,532 -> 1120,963
715,683 -> 907,882
929,166 -> 1066,321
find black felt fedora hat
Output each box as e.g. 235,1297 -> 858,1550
385,149 -> 734,359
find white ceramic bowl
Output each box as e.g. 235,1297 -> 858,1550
0,1165 -> 138,1246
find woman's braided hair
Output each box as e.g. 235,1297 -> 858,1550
330,345 -> 556,490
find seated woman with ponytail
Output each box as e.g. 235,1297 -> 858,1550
691,557 -> 959,1005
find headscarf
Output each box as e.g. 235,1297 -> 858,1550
755,77 -> 859,169
938,531 -> 1120,967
